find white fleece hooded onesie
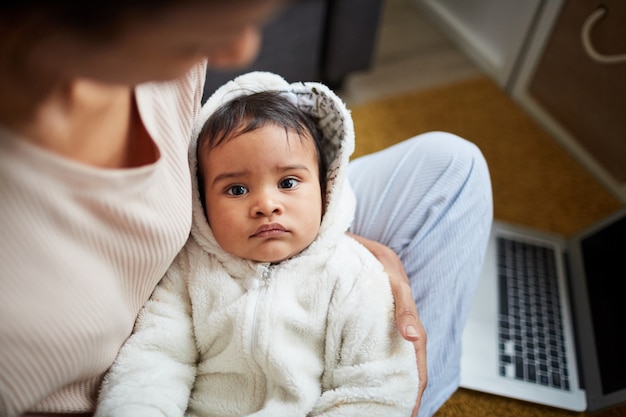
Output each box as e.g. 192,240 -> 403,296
96,71 -> 418,417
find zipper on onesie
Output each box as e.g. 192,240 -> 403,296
248,263 -> 272,366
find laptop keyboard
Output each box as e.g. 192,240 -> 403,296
497,237 -> 571,391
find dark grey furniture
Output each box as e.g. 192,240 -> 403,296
202,0 -> 384,101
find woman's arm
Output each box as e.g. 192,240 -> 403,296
349,232 -> 427,417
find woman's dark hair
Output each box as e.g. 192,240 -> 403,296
1,1 -> 259,42
1,1 -> 192,36
197,90 -> 328,201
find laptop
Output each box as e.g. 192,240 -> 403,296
460,207 -> 626,412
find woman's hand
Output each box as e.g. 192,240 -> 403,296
348,233 -> 427,417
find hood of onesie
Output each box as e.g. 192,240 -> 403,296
188,71 -> 356,266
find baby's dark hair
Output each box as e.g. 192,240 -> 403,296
197,90 -> 328,199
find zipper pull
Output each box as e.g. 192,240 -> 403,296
261,266 -> 271,281
243,277 -> 262,291
243,265 -> 271,291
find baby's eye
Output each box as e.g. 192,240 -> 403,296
226,185 -> 248,196
279,178 -> 300,189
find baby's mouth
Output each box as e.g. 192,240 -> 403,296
251,223 -> 288,238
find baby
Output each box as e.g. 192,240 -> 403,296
96,71 -> 418,417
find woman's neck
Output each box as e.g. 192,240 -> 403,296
0,73 -> 156,169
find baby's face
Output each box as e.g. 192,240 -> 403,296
201,124 -> 323,263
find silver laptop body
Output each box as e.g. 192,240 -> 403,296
460,208 -> 626,412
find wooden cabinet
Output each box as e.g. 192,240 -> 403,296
512,0 -> 626,201
414,0 -> 626,202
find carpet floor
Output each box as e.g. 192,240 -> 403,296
348,76 -> 624,417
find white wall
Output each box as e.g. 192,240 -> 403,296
413,0 -> 542,88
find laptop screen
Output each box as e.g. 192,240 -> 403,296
580,213 -> 626,396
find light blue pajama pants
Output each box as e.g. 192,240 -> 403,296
348,131 -> 493,417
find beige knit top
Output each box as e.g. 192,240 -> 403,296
0,62 -> 206,417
